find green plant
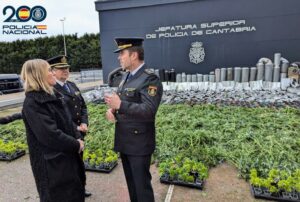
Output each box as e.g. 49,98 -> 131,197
83,148 -> 118,167
0,140 -> 26,156
1,103 -> 300,186
278,176 -> 293,192
250,169 -> 264,188
250,168 -> 300,193
159,156 -> 208,183
293,169 -> 300,192
95,156 -> 104,166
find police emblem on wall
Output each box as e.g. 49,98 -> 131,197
189,41 -> 205,64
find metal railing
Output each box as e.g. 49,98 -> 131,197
69,69 -> 103,83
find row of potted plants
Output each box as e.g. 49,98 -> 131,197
250,168 -> 300,201
0,139 -> 26,161
159,155 -> 208,189
83,149 -> 118,173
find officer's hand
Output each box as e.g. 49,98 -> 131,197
77,139 -> 84,153
79,123 -> 88,133
105,93 -> 121,110
105,108 -> 116,123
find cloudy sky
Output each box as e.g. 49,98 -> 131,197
0,0 -> 100,42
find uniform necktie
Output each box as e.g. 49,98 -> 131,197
63,83 -> 70,93
127,73 -> 133,81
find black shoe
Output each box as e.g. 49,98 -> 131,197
85,190 -> 92,197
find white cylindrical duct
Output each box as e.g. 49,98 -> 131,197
197,74 -> 203,82
241,67 -> 250,82
181,72 -> 186,82
215,68 -> 221,82
187,74 -> 192,82
191,74 -> 197,82
234,67 -> 241,82
176,73 -> 182,82
273,66 -> 280,82
264,63 -> 274,82
281,61 -> 289,73
220,68 -> 226,82
274,53 -> 281,67
203,74 -> 209,82
257,62 -> 264,80
250,67 -> 257,81
209,74 -> 215,82
227,67 -> 233,81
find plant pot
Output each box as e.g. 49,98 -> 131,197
253,187 -> 263,195
160,173 -> 204,190
0,150 -> 25,161
85,161 -> 118,173
160,173 -> 169,181
251,185 -> 300,202
282,191 -> 299,201
195,178 -> 203,186
262,187 -> 272,197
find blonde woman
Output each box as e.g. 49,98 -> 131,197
21,59 -> 85,202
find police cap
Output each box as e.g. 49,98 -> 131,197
47,55 -> 70,69
114,38 -> 144,53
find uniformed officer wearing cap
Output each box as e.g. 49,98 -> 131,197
105,38 -> 163,202
47,55 -> 92,198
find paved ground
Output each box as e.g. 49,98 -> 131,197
0,106 -> 22,117
0,154 -> 269,202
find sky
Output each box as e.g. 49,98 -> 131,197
0,0 -> 100,42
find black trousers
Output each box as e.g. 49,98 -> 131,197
120,153 -> 154,202
79,151 -> 87,187
80,132 -> 87,187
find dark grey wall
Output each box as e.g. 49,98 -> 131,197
95,0 -> 300,82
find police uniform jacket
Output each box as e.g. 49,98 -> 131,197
54,81 -> 88,139
22,90 -> 85,202
114,65 -> 163,156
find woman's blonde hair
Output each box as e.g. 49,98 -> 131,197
21,59 -> 54,94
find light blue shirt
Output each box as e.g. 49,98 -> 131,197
130,62 -> 145,76
55,79 -> 65,87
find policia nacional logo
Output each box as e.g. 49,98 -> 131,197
148,86 -> 157,96
2,5 -> 47,35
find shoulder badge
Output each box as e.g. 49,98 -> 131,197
144,68 -> 155,75
148,85 -> 157,96
67,80 -> 75,85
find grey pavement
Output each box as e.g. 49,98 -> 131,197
0,154 -> 167,202
0,154 -> 267,202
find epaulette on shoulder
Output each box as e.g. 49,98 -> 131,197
67,80 -> 75,85
144,68 -> 155,75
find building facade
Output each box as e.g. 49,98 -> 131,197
95,0 -> 300,82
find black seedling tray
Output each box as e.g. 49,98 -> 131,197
85,161 -> 118,173
251,185 -> 300,202
0,150 -> 26,161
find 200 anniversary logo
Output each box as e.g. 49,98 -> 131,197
2,5 -> 47,35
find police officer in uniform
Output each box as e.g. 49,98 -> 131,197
105,38 -> 163,202
47,55 -> 92,198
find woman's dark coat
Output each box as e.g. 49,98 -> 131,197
22,90 -> 85,202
